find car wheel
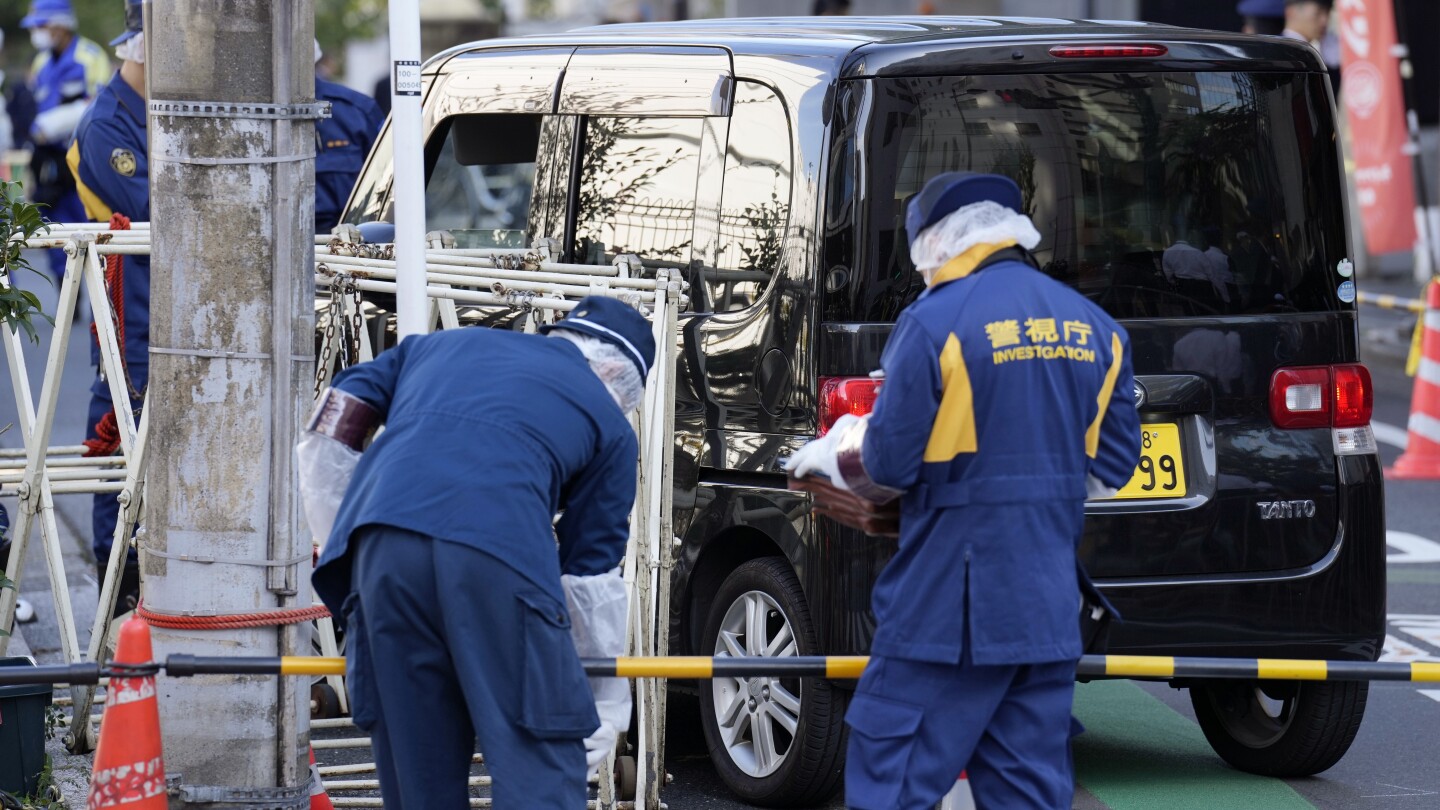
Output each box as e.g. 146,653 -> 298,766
698,557 -> 845,807
1189,679 -> 1368,776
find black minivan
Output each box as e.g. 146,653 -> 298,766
335,16 -> 1385,806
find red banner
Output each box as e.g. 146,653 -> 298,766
1339,0 -> 1419,255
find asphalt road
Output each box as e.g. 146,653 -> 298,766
4,269 -> 1440,809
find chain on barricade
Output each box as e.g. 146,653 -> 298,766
313,268 -> 364,396
325,237 -> 394,262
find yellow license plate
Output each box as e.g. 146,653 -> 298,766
1113,423 -> 1187,499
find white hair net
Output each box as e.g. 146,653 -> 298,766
115,32 -> 144,64
550,330 -> 646,414
909,200 -> 1042,284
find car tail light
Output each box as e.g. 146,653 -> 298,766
818,376 -> 882,435
1049,44 -> 1169,59
1270,367 -> 1330,429
1332,364 -> 1373,428
1269,364 -> 1374,430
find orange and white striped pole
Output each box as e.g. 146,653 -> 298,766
1391,279 -> 1440,479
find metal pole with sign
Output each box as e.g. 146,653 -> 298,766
388,0 -> 429,339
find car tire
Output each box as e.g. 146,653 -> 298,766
1189,679 -> 1368,776
698,557 -> 845,807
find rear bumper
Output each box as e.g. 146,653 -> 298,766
1098,453 -> 1387,662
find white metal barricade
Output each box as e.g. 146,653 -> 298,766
313,235 -> 684,809
0,224 -> 151,753
0,224 -> 683,804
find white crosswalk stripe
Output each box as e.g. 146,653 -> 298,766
1387,531 -> 1440,564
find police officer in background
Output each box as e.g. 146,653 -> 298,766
313,40 -> 384,234
305,297 -> 652,807
1236,0 -> 1285,35
21,0 -> 108,279
65,0 -> 148,613
1,29 -> 40,157
786,173 -> 1141,809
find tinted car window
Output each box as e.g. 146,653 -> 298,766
424,114 -> 540,249
826,72 -> 1346,322
709,82 -> 793,312
572,117 -> 703,269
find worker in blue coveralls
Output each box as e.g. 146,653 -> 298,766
65,0 -> 147,613
313,40 -> 384,235
786,173 -> 1142,810
304,297 -> 652,808
21,0 -> 109,279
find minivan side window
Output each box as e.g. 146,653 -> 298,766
341,113 -> 542,251
424,113 -> 541,249
710,81 -> 792,312
571,117 -> 703,270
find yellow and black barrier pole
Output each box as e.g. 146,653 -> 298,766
4,655 -> 1440,687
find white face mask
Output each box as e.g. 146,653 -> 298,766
30,29 -> 54,52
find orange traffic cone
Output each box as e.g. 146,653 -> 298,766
87,616 -> 166,810
1391,280 -> 1440,479
309,747 -> 334,810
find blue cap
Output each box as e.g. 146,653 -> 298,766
541,296 -> 656,380
21,0 -> 77,29
110,0 -> 143,46
905,172 -> 1024,240
1236,0 -> 1285,16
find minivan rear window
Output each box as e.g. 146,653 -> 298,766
825,72 -> 1347,322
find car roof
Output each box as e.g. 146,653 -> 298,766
431,16 -> 1323,77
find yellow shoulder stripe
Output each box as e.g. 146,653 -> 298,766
1085,332 -> 1124,459
924,333 -> 977,462
926,240 -> 1018,287
67,141 -> 114,223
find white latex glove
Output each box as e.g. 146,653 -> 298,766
783,414 -> 864,489
563,568 -> 631,780
1084,473 -> 1119,501
583,707 -> 621,775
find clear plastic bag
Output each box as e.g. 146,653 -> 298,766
295,431 -> 361,550
561,567 -> 631,775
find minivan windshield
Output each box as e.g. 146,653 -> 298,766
827,72 -> 1347,322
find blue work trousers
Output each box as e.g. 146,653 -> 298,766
87,391 -> 140,564
344,525 -> 595,808
845,654 -> 1077,810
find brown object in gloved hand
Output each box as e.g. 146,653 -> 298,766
788,474 -> 900,537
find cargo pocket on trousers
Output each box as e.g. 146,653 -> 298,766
845,691 -> 926,810
516,590 -> 601,739
341,594 -> 379,732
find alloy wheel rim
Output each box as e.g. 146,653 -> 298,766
710,589 -> 803,778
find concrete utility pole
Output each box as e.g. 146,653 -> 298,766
145,1 -> 319,803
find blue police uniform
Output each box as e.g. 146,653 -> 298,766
67,71 -> 150,565
314,78 -> 383,234
28,32 -> 108,276
829,177 -> 1141,810
312,326 -> 640,808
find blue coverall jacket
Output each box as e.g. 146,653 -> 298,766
312,328 -> 639,615
68,71 -> 151,396
314,77 -> 384,235
861,247 -> 1141,666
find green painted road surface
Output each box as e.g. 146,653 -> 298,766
1073,680 -> 1316,810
